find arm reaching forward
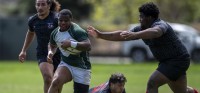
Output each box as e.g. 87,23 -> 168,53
87,26 -> 129,41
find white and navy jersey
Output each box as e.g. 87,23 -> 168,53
28,12 -> 58,51
50,23 -> 91,69
131,19 -> 190,62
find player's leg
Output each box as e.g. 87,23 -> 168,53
168,77 -> 198,93
168,75 -> 187,93
74,82 -> 89,93
39,62 -> 54,93
146,70 -> 169,93
187,86 -> 199,93
51,52 -> 62,92
72,66 -> 91,93
164,59 -> 191,93
37,50 -> 55,93
48,65 -> 72,93
52,50 -> 61,72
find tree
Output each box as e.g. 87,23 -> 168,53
156,0 -> 199,23
13,0 -> 93,21
59,0 -> 93,21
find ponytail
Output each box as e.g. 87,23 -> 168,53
47,0 -> 61,12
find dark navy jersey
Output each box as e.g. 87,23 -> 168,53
131,19 -> 190,61
28,12 -> 58,51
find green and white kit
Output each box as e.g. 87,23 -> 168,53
50,23 -> 91,69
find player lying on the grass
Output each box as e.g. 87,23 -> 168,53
89,73 -> 127,93
47,9 -> 92,93
87,2 -> 198,93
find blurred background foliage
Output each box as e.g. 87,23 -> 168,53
1,0 -> 200,60
1,0 -> 200,31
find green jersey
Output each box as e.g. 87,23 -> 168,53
50,23 -> 91,69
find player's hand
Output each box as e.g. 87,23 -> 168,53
87,26 -> 99,38
47,51 -> 53,63
61,40 -> 71,50
19,51 -> 26,63
120,31 -> 134,40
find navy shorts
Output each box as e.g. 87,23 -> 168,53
74,82 -> 89,93
157,58 -> 190,81
37,49 -> 61,72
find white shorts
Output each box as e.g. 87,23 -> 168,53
58,61 -> 91,85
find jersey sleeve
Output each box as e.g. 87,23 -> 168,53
70,23 -> 89,41
28,16 -> 34,32
152,22 -> 168,34
88,82 -> 109,93
76,29 -> 89,41
130,26 -> 141,32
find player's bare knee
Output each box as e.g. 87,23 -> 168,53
147,79 -> 158,90
51,78 -> 62,87
43,75 -> 53,85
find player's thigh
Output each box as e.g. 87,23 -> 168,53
147,70 -> 169,87
54,66 -> 72,84
39,62 -> 54,77
72,67 -> 91,86
157,60 -> 189,80
168,75 -> 187,93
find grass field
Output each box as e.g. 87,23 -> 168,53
0,60 -> 199,93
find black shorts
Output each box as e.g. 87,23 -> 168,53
157,58 -> 190,81
37,49 -> 61,72
74,82 -> 89,93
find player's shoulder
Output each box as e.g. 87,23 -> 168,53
49,11 -> 59,19
28,14 -> 38,23
50,27 -> 59,39
134,25 -> 141,30
52,27 -> 59,34
130,25 -> 141,32
152,19 -> 168,27
72,23 -> 82,29
72,22 -> 85,32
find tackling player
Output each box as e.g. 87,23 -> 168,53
87,2 -> 198,93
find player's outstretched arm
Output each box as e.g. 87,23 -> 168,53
87,26 -> 128,41
120,26 -> 163,40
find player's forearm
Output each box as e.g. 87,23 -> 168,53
48,44 -> 57,54
21,31 -> 35,52
98,31 -> 125,41
75,40 -> 91,51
